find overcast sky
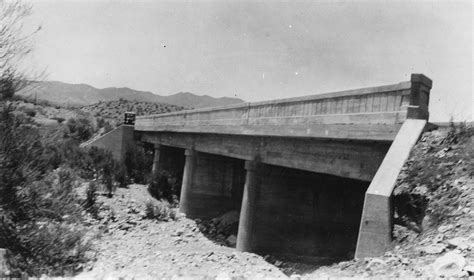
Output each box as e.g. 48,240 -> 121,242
26,1 -> 472,122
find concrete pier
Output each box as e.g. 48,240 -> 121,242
236,160 -> 261,252
151,144 -> 162,175
179,149 -> 196,216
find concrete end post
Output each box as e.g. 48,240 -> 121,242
407,74 -> 433,120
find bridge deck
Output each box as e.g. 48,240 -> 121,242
135,74 -> 431,141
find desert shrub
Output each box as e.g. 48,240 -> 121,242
442,120 -> 473,145
144,199 -> 176,221
0,105 -> 119,275
96,117 -> 105,129
124,144 -> 153,184
17,222 -> 92,276
84,181 -> 98,216
0,105 -> 45,208
65,117 -> 93,141
1,167 -> 92,276
102,121 -> 113,134
147,170 -> 182,203
147,170 -> 172,201
114,164 -> 128,188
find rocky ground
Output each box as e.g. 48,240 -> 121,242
74,185 -> 287,280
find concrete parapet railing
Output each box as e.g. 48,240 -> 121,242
135,74 -> 432,141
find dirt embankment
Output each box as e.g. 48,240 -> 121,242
302,125 -> 474,278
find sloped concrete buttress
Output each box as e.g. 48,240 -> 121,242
80,125 -> 135,162
355,119 -> 427,258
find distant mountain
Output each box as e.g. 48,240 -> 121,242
17,81 -> 244,109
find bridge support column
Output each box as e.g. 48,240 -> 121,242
151,144 -> 162,175
179,149 -> 196,216
236,160 -> 260,252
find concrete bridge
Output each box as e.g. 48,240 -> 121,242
85,74 -> 432,260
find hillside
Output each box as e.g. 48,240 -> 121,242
17,81 -> 245,109
81,100 -> 186,124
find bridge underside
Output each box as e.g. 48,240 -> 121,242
140,132 -> 386,260
140,131 -> 390,182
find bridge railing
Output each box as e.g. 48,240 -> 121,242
135,74 -> 431,141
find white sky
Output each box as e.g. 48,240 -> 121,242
25,0 -> 472,122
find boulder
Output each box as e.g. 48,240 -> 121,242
226,235 -> 237,247
421,243 -> 446,254
432,251 -> 467,278
447,237 -> 469,250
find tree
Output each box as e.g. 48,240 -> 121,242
0,0 -> 40,100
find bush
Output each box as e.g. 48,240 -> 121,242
1,167 -> 92,275
147,170 -> 172,201
84,181 -> 98,216
0,106 -> 115,275
147,169 -> 182,203
124,144 -> 153,184
65,117 -> 93,142
114,164 -> 128,188
17,222 -> 92,276
144,200 -> 177,221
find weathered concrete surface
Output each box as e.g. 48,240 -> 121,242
81,125 -> 135,161
355,119 -> 428,258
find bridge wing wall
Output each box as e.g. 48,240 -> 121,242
135,74 -> 431,141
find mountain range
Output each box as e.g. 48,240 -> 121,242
17,81 -> 244,109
